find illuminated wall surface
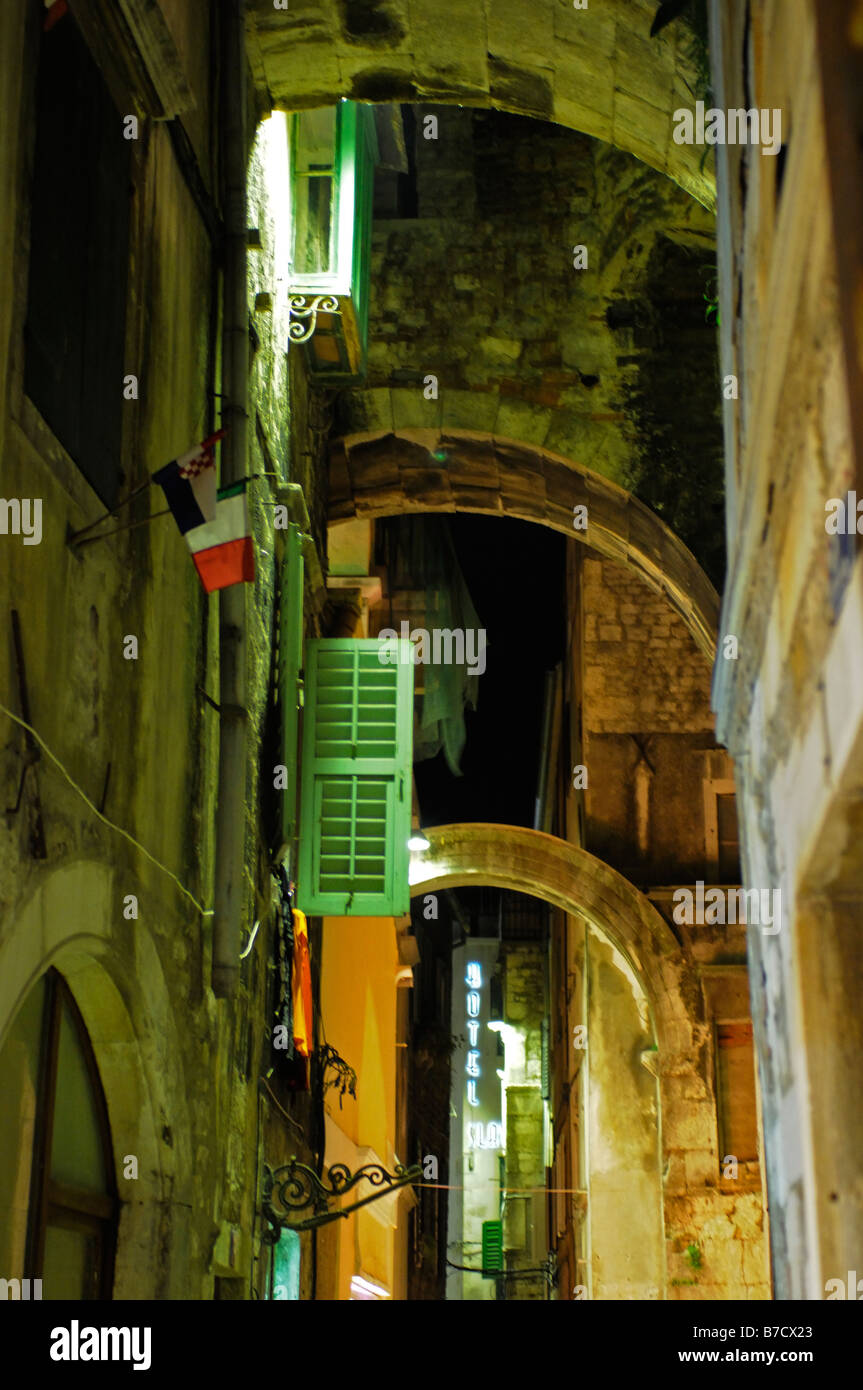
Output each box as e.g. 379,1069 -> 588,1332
447,940 -> 502,1301
318,917 -> 402,1300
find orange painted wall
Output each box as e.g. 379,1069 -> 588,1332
319,915 -> 402,1298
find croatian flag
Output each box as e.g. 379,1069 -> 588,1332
152,431 -> 224,534
185,480 -> 255,594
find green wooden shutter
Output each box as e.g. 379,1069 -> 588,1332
482,1219 -> 503,1275
297,638 -> 413,916
275,524 -> 304,860
344,102 -> 378,370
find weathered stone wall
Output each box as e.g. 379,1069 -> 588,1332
0,6 -> 315,1301
710,0 -> 863,1298
503,945 -> 546,1300
581,556 -> 721,886
583,557 -> 713,735
336,105 -> 721,577
585,926 -> 665,1300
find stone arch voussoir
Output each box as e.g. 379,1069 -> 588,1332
330,428 -> 719,659
248,0 -> 715,209
409,824 -> 717,1208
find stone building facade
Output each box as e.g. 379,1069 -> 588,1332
710,0 -> 863,1299
0,0 -> 407,1303
2,0 -> 859,1307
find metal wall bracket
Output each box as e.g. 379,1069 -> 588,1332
288,294 -> 341,345
262,1158 -> 422,1238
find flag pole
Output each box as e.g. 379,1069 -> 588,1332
68,478 -> 152,545
70,469 -> 268,550
72,506 -> 172,549
68,430 -> 227,547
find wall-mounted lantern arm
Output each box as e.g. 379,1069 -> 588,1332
262,1159 -> 422,1237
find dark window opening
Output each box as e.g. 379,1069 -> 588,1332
24,9 -> 131,506
716,1020 -> 759,1164
775,141 -> 789,203
717,792 -> 741,882
373,105 -> 418,220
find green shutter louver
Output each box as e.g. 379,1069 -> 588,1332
297,638 -> 413,916
275,524 -> 305,860
482,1219 -> 503,1275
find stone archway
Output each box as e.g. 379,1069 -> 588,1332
0,861 -> 194,1300
330,428 -> 720,659
410,823 -> 721,1298
247,0 -> 715,209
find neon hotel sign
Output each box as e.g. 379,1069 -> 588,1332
464,960 -> 502,1151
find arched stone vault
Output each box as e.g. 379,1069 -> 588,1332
410,823 -> 720,1258
247,0 -> 715,209
330,428 -> 719,659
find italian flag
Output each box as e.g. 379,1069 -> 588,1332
185,480 -> 255,593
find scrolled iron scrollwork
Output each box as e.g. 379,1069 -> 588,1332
287,294 -> 341,344
262,1157 -> 422,1239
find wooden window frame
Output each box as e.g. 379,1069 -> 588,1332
702,777 -> 737,881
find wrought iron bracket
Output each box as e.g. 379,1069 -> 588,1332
287,294 -> 341,345
262,1158 -> 422,1239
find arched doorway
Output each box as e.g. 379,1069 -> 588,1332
0,862 -> 194,1300
409,823 -> 724,1298
0,967 -> 117,1299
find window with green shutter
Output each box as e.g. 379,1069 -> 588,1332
288,102 -> 378,381
297,638 -> 413,917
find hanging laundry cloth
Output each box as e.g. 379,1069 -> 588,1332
291,908 -> 314,1059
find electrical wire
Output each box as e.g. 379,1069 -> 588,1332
446,1260 -> 552,1277
0,701 -> 213,916
421,1182 -> 587,1194
259,1076 -> 305,1137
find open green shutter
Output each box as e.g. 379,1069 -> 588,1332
275,524 -> 305,859
482,1219 -> 503,1275
297,638 -> 413,916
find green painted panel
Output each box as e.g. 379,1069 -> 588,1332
269,1227 -> 301,1301
348,104 -> 378,366
297,639 -> 413,916
482,1219 -> 503,1275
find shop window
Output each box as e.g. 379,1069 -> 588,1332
288,103 -> 378,381
24,7 -> 131,506
0,969 -> 117,1298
